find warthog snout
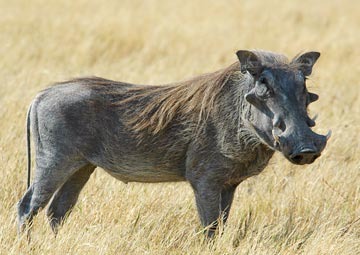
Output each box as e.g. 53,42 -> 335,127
277,129 -> 329,165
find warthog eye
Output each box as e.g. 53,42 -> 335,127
259,76 -> 268,84
255,77 -> 272,99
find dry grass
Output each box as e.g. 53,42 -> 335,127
0,0 -> 359,254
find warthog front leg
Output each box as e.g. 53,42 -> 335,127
220,184 -> 238,223
47,164 -> 96,234
190,181 -> 238,237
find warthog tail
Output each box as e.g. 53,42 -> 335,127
26,103 -> 32,189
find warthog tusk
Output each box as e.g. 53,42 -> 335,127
272,129 -> 280,143
312,114 -> 318,122
326,130 -> 332,141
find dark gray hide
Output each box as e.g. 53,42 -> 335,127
17,50 -> 330,237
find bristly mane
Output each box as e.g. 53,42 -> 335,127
115,62 -> 242,135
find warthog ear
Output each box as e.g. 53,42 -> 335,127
236,50 -> 262,76
292,52 -> 320,76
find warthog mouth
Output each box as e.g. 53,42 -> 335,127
288,147 -> 321,165
272,129 -> 331,165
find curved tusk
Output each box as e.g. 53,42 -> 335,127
312,114 -> 318,122
326,130 -> 332,141
272,129 -> 280,143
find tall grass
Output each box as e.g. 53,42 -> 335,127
0,0 -> 359,254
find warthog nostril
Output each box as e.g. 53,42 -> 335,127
290,148 -> 320,165
291,155 -> 304,162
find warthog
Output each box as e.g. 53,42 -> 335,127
18,50 -> 330,237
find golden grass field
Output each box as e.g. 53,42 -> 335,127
0,0 -> 359,254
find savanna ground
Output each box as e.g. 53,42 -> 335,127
0,0 -> 359,254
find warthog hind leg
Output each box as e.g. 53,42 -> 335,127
47,164 -> 96,234
17,159 -> 89,236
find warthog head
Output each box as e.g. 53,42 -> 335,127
237,50 -> 330,165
